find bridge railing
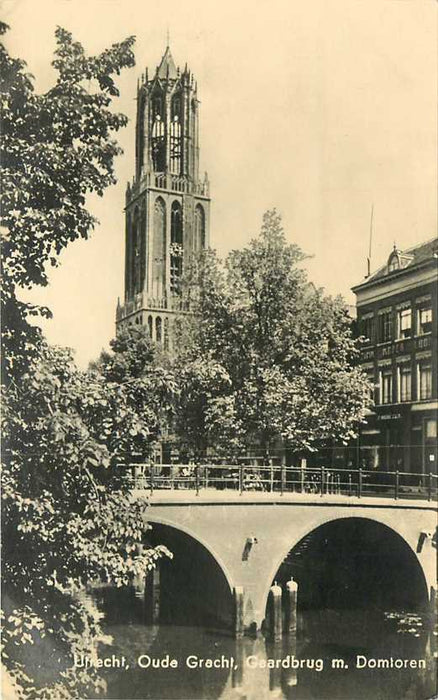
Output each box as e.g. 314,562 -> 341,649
121,464 -> 437,501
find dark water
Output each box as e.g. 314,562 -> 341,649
98,611 -> 437,700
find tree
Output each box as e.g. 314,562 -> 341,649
1,22 -> 135,382
1,26 -> 173,698
93,325 -> 178,458
174,210 -> 371,459
2,341 -> 172,698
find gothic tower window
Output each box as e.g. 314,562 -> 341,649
156,316 -> 162,344
153,197 -> 166,299
151,95 -> 165,172
170,201 -> 183,293
140,202 -> 147,291
131,207 -> 140,294
170,96 -> 182,175
164,318 -> 169,350
171,200 -> 183,245
194,204 -> 205,252
148,315 -> 153,338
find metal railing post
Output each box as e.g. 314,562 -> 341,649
281,466 -> 285,495
149,464 -> 154,496
300,466 -> 305,493
395,471 -> 399,500
348,473 -> 352,497
428,472 -> 433,502
239,465 -> 244,495
195,465 -> 200,496
321,467 -> 325,497
358,469 -> 362,498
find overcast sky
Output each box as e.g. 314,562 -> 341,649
3,0 -> 437,366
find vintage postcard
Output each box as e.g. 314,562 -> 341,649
1,1 -> 437,698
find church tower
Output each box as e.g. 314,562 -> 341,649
116,44 -> 211,347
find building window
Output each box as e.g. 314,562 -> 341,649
417,307 -> 432,335
151,114 -> 165,171
397,308 -> 412,339
156,316 -> 162,344
153,198 -> 166,298
164,318 -> 169,351
399,365 -> 412,402
170,255 -> 183,293
194,204 -> 206,252
366,372 -> 375,402
170,115 -> 181,175
171,201 -> 183,245
170,201 -> 183,293
380,369 -> 393,404
418,362 -> 432,400
426,420 -> 437,439
378,310 -> 392,343
148,315 -> 153,338
361,316 -> 374,344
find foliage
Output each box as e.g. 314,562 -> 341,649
175,210 -> 372,459
92,325 -> 178,456
0,22 -> 135,382
2,340 -> 172,698
0,25 -> 173,699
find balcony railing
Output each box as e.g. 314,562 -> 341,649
128,172 -> 210,199
116,293 -> 190,320
121,464 -> 437,502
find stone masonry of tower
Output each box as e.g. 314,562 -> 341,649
116,44 -> 211,348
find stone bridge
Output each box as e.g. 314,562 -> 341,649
134,487 -> 437,633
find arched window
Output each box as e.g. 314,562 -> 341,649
140,202 -> 147,291
170,96 -> 182,175
151,111 -> 165,171
153,198 -> 166,298
164,318 -> 169,351
156,316 -> 162,344
171,201 -> 183,245
131,207 -> 140,294
194,204 -> 205,252
148,315 -> 153,338
170,116 -> 181,174
170,201 -> 183,294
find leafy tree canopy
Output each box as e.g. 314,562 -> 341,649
174,210 -> 371,459
0,22 -> 135,381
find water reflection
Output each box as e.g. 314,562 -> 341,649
101,610 -> 436,699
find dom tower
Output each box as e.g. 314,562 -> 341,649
116,44 -> 211,346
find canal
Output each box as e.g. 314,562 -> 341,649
96,598 -> 436,699
89,514 -> 437,699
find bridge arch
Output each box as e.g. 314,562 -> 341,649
262,515 -> 430,622
146,516 -> 235,629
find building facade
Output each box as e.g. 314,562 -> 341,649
116,45 -> 211,345
352,238 -> 438,475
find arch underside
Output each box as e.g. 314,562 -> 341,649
146,519 -> 234,629
266,516 -> 430,619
